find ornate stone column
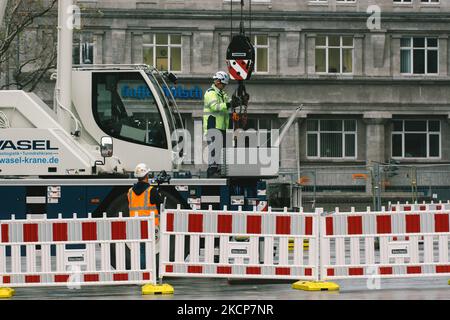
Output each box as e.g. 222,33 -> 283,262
131,31 -> 143,64
306,33 -> 316,75
93,31 -> 105,64
181,32 -> 192,74
391,35 -> 401,77
363,112 -> 392,194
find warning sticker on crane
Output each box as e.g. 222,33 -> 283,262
227,60 -> 251,81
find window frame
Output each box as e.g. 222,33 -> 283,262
420,0 -> 440,4
232,117 -> 274,147
400,37 -> 439,75
391,119 -> 441,159
252,35 -> 270,74
306,119 -> 358,160
142,33 -> 183,73
256,118 -> 273,147
315,35 -> 354,75
73,32 -> 94,65
393,0 -> 412,4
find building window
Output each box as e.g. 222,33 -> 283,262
251,35 -> 269,73
306,119 -> 357,158
400,37 -> 438,74
393,0 -> 412,3
391,120 -> 440,158
336,0 -> 356,3
420,0 -> 439,3
315,35 -> 353,74
143,34 -> 182,72
235,117 -> 274,147
73,33 -> 94,65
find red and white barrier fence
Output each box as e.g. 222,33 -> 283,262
159,206 -> 319,280
388,200 -> 450,212
0,213 -> 157,288
320,207 -> 450,280
1,203 -> 449,291
159,205 -> 450,284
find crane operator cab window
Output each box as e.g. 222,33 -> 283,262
92,72 -> 168,149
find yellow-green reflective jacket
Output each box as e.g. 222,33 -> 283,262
203,84 -> 230,133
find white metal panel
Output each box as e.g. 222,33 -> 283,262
0,214 -> 157,288
26,198 -> 46,204
160,206 -> 319,281
0,178 -> 227,186
0,128 -> 93,175
320,208 -> 450,281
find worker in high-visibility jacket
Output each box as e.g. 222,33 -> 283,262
128,163 -> 161,225
203,71 -> 239,177
203,71 -> 232,135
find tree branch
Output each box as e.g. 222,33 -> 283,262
0,0 -> 57,57
1,0 -> 58,91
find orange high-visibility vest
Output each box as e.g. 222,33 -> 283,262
128,186 -> 159,225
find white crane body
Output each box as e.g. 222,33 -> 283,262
0,0 -> 297,219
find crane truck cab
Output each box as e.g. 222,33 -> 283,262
0,65 -> 184,177
71,65 -> 184,175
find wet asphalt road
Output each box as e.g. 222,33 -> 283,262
6,276 -> 450,300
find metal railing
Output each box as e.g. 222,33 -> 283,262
270,164 -> 450,212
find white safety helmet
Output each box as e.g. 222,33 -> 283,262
213,71 -> 230,85
134,163 -> 150,178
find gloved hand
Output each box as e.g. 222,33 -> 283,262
231,94 -> 241,108
242,93 -> 250,106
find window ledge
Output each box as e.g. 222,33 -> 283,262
305,158 -> 358,162
336,2 -> 357,6
396,74 -> 441,79
419,5 -> 441,9
302,160 -> 365,166
390,159 -> 444,163
223,0 -> 271,4
393,5 -> 414,8
313,73 -> 355,78
308,2 -> 329,6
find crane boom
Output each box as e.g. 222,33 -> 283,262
55,0 -> 75,135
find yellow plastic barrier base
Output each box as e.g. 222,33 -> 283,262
448,279 -> 450,286
0,288 -> 15,299
142,283 -> 174,295
292,281 -> 340,292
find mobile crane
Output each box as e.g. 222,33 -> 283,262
0,0 -> 299,223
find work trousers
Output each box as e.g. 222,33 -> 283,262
206,129 -> 226,178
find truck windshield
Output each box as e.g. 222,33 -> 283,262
145,69 -> 184,141
92,71 -> 168,149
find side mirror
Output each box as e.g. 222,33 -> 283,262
100,136 -> 113,158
